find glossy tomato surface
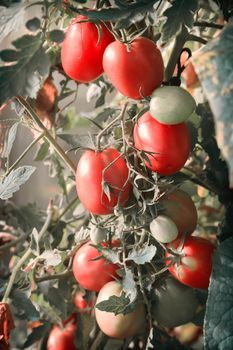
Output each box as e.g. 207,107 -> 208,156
133,112 -> 190,175
61,15 -> 114,82
159,189 -> 198,236
47,316 -> 77,350
103,37 -> 164,99
165,236 -> 215,289
72,241 -> 119,292
95,281 -> 146,339
76,148 -> 132,215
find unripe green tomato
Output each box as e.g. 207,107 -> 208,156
152,277 -> 199,328
150,215 -> 178,243
95,281 -> 146,339
149,86 -> 196,125
90,226 -> 108,244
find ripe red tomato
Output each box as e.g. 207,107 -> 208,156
95,281 -> 146,339
165,236 -> 215,289
103,37 -> 164,99
73,291 -> 94,315
72,240 -> 119,292
61,15 -> 114,82
133,112 -> 190,175
159,189 -> 198,236
76,148 -> 132,215
47,315 -> 77,350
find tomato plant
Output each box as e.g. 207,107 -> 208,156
95,281 -> 146,339
103,37 -> 164,99
73,291 -> 94,315
72,240 -> 119,292
149,215 -> 179,243
47,316 -> 77,350
61,15 -> 114,82
165,236 -> 215,289
76,148 -> 132,215
133,112 -> 190,175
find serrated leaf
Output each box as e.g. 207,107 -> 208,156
122,268 -> 137,303
40,250 -> 62,267
0,166 -> 36,200
126,244 -> 157,265
26,17 -> 41,32
204,237 -> 233,350
48,29 -> 65,43
161,0 -> 198,42
95,293 -> 132,315
75,226 -> 90,244
30,228 -> 40,256
192,24 -> 233,187
99,246 -> 121,264
0,122 -> 18,158
45,287 -> 66,317
57,132 -> 94,149
86,83 -> 102,103
0,33 -> 50,105
34,141 -> 50,161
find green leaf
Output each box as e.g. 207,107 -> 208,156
11,289 -> 40,321
95,293 -> 132,315
80,0 -> 158,27
48,29 -> 65,43
122,268 -> 137,303
126,243 -> 157,265
0,49 -> 20,62
0,166 -> 36,200
161,0 -> 198,43
23,323 -> 50,348
204,237 -> 233,350
58,132 -> 95,149
34,141 -> 50,161
25,17 -> 41,32
0,33 -> 50,105
192,24 -> 233,187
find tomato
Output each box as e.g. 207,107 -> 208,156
47,315 -> 77,350
103,37 -> 164,99
133,112 -> 190,175
165,236 -> 215,289
150,215 -> 178,243
159,189 -> 197,236
95,281 -> 146,339
74,291 -> 94,315
149,86 -> 196,125
152,277 -> 199,328
76,148 -> 132,215
61,15 -> 114,82
72,240 -> 119,292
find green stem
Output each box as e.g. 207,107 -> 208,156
2,203 -> 53,303
17,97 -> 77,175
56,197 -> 79,222
35,270 -> 73,283
4,132 -> 44,178
188,34 -> 207,44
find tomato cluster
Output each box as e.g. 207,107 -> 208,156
48,12 -> 216,344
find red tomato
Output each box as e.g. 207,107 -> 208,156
76,148 -> 132,215
165,236 -> 215,289
103,37 -> 164,99
159,189 -> 198,236
74,291 -> 94,315
61,15 -> 114,82
72,240 -> 119,292
47,315 -> 77,350
133,112 -> 190,175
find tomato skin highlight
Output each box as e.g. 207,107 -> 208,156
133,112 -> 190,175
47,316 -> 77,350
165,236 -> 215,289
95,281 -> 146,339
72,241 -> 119,292
61,15 -> 114,82
75,148 -> 132,215
103,37 -> 164,99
